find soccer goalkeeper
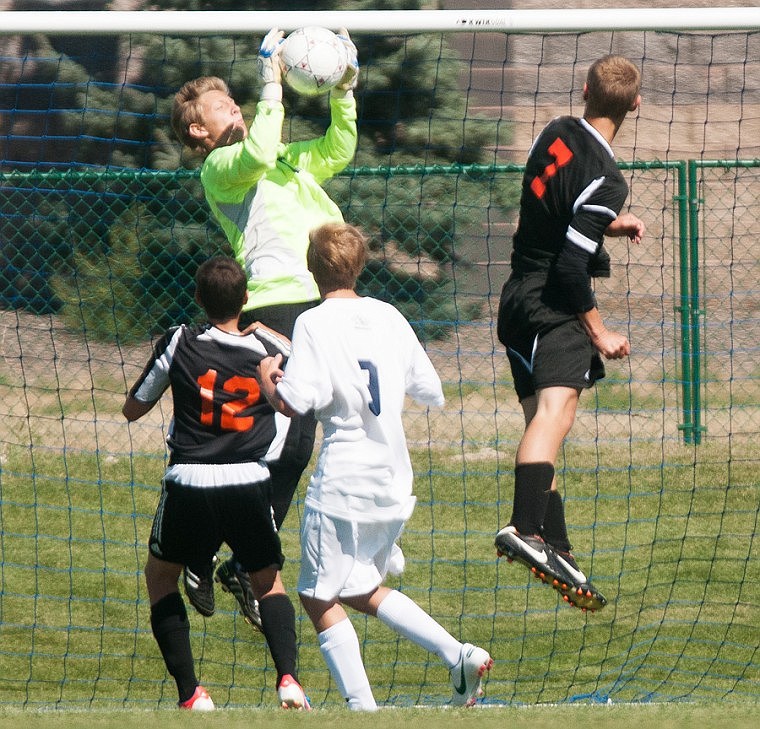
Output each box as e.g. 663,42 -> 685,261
170,27 -> 358,625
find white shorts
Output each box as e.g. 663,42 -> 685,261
297,506 -> 406,601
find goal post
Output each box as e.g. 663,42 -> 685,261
0,6 -> 758,711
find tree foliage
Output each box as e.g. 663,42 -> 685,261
1,0 -> 516,340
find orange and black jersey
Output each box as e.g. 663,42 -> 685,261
511,116 -> 629,313
128,323 -> 289,466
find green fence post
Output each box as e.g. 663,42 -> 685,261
687,159 -> 704,444
673,160 -> 694,444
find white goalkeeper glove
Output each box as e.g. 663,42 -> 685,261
335,28 -> 359,93
258,27 -> 284,102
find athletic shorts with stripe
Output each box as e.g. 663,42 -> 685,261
149,465 -> 284,574
497,272 -> 605,402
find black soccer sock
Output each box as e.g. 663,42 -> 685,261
150,591 -> 197,703
542,489 -> 572,553
509,462 -> 555,536
258,592 -> 298,685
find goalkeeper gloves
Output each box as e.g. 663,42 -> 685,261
258,27 -> 284,102
335,28 -> 359,92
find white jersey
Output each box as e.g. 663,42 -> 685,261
277,296 -> 444,522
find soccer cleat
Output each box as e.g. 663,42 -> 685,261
178,685 -> 215,711
450,643 -> 493,707
495,525 -> 563,585
550,548 -> 608,612
183,555 -> 217,617
215,557 -> 263,631
277,674 -> 311,710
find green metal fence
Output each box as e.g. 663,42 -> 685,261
1,159 -> 758,445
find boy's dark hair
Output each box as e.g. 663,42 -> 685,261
584,55 -> 641,123
195,256 -> 247,321
307,222 -> 367,293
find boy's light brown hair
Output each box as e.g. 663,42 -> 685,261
584,55 -> 641,123
307,222 -> 367,293
172,76 -> 229,150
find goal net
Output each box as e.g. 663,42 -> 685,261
0,6 -> 758,710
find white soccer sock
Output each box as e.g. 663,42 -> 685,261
376,589 -> 462,668
318,618 -> 378,711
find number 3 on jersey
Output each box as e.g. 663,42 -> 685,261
358,360 -> 381,415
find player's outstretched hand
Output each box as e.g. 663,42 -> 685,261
258,28 -> 285,86
239,320 -> 291,344
580,308 -> 631,360
239,321 -> 260,336
256,353 -> 285,390
336,27 -> 359,91
606,212 -> 645,245
256,353 -> 297,417
592,328 -> 631,360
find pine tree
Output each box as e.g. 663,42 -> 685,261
3,0 -> 516,340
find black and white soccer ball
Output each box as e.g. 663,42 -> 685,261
280,26 -> 348,97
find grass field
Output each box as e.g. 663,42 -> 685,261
0,433 -> 758,711
0,312 -> 758,713
0,702 -> 759,729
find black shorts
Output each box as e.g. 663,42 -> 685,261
149,474 -> 284,573
498,274 -> 605,401
239,300 -> 319,339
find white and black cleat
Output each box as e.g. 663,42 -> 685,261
495,525 -> 562,585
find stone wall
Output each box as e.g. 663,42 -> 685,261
441,0 -> 760,160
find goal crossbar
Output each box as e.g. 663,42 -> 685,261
0,7 -> 759,35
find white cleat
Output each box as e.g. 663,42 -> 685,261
450,643 -> 493,707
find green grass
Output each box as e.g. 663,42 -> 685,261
0,702 -> 759,729
0,432 -> 758,713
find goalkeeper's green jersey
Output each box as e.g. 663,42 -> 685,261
200,93 -> 357,311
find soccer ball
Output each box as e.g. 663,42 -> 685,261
280,26 -> 348,97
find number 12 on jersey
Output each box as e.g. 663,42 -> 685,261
196,369 -> 258,431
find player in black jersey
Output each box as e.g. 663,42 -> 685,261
495,56 -> 646,612
123,256 -> 309,711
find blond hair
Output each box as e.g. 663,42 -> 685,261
171,76 -> 229,150
584,55 -> 641,123
307,223 -> 367,293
